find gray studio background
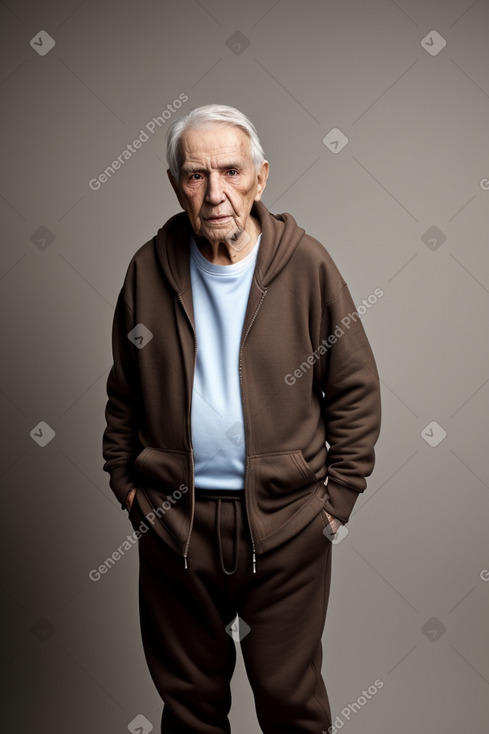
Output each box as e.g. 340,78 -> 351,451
1,0 -> 488,732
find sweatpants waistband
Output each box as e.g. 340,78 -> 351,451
195,488 -> 245,501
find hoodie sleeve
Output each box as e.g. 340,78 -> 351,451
318,282 -> 381,524
102,290 -> 143,509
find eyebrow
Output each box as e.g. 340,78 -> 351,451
181,162 -> 243,174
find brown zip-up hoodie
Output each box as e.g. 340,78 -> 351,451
102,201 -> 381,567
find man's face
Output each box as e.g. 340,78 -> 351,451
168,124 -> 269,246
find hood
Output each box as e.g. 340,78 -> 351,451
154,200 -> 306,295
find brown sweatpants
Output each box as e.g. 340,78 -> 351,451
131,489 -> 333,733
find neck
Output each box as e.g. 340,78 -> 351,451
196,216 -> 260,265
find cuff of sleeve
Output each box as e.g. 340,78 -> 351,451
323,478 -> 361,524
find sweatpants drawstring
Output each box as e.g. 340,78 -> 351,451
216,498 -> 240,575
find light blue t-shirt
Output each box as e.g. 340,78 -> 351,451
189,233 -> 261,490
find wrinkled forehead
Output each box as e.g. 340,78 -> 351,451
179,124 -> 252,168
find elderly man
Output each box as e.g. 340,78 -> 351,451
103,104 -> 381,734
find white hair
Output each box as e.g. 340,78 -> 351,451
166,104 -> 265,182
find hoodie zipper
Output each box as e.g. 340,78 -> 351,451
240,287 -> 267,573
178,292 -> 197,570
179,283 -> 267,574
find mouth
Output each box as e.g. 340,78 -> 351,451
204,215 -> 233,223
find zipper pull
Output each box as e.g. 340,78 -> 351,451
252,552 -> 256,574
184,555 -> 188,570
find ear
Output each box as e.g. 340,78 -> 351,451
254,160 -> 269,201
167,169 -> 184,209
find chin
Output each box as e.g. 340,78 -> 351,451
203,226 -> 233,239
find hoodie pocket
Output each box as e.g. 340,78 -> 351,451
133,446 -> 192,545
247,449 -> 324,541
249,449 -> 321,501
134,446 -> 189,491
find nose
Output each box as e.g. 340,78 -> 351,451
205,172 -> 225,205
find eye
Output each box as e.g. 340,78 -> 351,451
227,169 -> 239,176
189,173 -> 202,181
